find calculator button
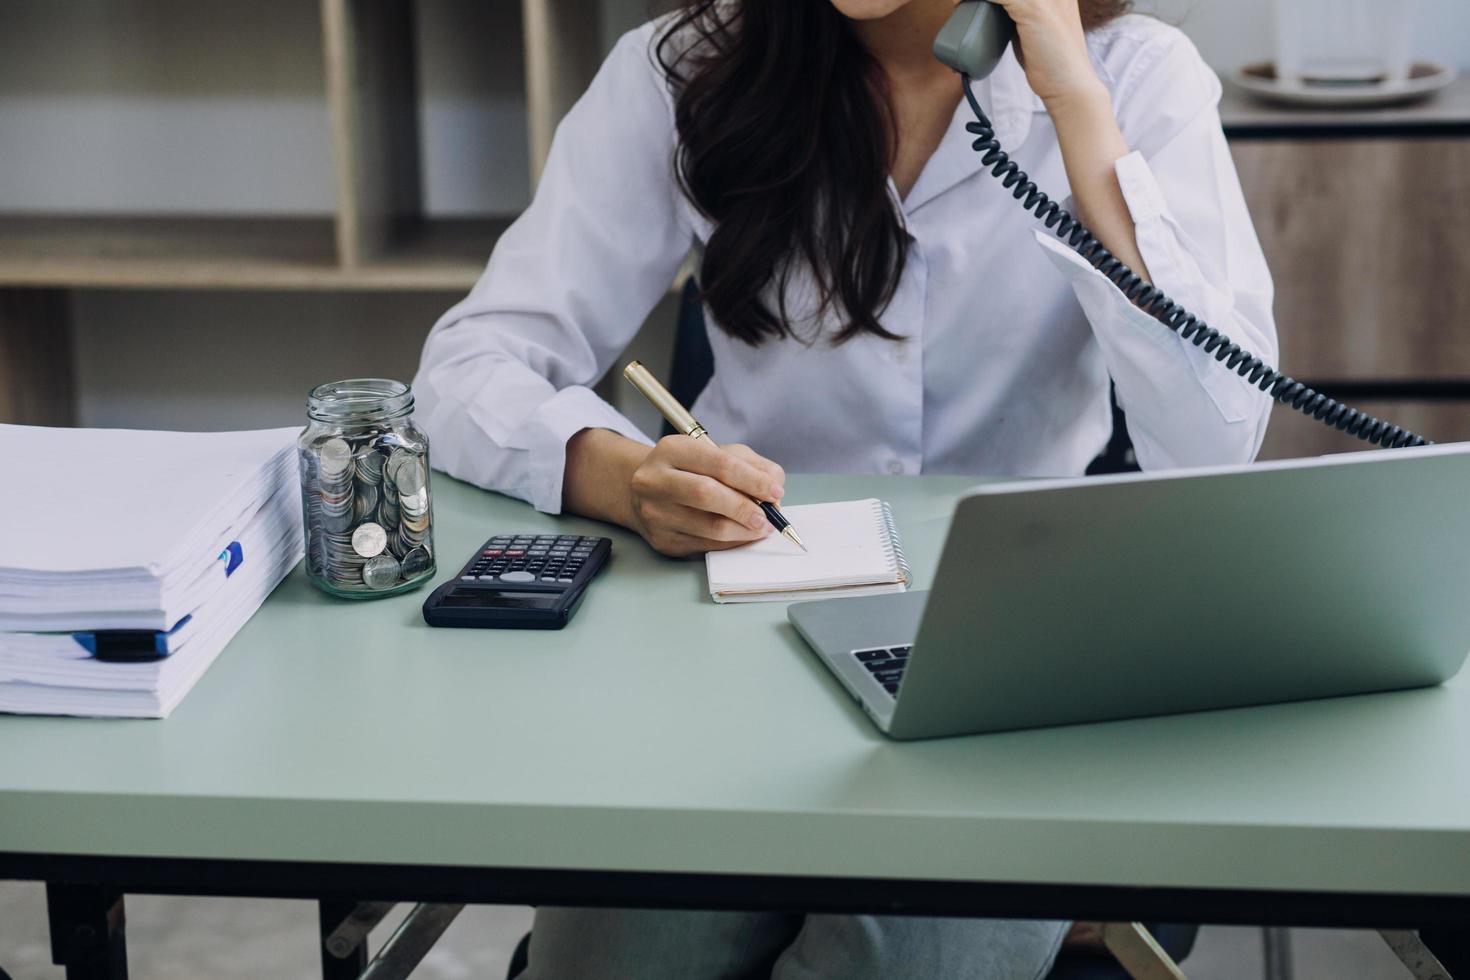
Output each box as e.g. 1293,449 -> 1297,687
460,575 -> 477,582
483,548 -> 503,556
477,574 -> 499,582
504,549 -> 525,556
540,575 -> 559,582
557,577 -> 575,584
500,571 -> 536,583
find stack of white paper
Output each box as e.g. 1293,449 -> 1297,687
0,425 -> 304,717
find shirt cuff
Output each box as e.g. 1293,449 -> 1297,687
1030,229 -> 1246,425
524,385 -> 654,515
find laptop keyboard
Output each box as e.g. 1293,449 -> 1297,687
852,645 -> 912,698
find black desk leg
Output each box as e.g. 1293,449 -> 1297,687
45,883 -> 128,980
1420,926 -> 1469,977
320,901 -> 369,980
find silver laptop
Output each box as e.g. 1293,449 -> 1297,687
788,443 -> 1470,740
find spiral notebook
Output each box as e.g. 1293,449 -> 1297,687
706,498 -> 910,604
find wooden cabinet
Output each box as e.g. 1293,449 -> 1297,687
1231,138 -> 1470,458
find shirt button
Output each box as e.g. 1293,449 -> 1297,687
886,460 -> 905,475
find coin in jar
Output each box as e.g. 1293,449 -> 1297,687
355,448 -> 385,483
318,438 -> 353,478
351,522 -> 388,558
362,554 -> 401,590
400,547 -> 432,578
389,451 -> 426,495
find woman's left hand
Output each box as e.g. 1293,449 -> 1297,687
987,0 -> 1107,106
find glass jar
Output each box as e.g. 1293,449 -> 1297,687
297,379 -> 436,599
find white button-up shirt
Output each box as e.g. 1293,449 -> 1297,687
414,14 -> 1277,514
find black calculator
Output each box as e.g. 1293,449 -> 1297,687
421,533 -> 611,630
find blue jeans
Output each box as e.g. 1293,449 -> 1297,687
518,908 -> 1069,980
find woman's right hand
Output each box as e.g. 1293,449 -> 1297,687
564,428 -> 787,557
627,435 -> 786,557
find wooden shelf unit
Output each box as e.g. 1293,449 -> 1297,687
0,0 -> 604,424
0,0 -> 599,295
0,214 -> 514,292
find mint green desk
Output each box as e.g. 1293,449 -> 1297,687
3,475 -> 1470,977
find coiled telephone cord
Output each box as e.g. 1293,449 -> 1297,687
961,75 -> 1429,449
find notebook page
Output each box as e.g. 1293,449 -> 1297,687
707,499 -> 898,593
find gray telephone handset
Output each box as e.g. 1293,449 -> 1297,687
933,0 -> 1016,79
930,1 -> 1427,448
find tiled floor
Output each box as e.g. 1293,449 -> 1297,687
0,881 -> 1416,979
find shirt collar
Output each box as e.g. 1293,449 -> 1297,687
901,47 -> 1042,216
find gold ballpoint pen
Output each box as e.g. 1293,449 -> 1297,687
623,360 -> 807,552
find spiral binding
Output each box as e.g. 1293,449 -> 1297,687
876,499 -> 912,587
960,76 -> 1429,450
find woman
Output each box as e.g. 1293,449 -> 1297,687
416,0 -> 1275,975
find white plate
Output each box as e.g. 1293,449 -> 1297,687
1231,61 -> 1458,108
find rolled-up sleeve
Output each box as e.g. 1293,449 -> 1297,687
413,24 -> 692,513
1035,28 -> 1278,470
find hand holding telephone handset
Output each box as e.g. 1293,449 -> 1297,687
935,1 -> 1429,449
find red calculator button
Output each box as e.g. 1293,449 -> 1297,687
483,549 -> 503,556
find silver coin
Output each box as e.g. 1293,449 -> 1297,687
355,449 -> 385,483
351,522 -> 388,558
362,554 -> 401,590
400,547 -> 432,578
318,438 -> 353,478
383,449 -> 407,485
399,487 -> 428,518
389,451 -> 426,495
353,482 -> 380,521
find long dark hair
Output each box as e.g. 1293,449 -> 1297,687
656,1 -> 1131,346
